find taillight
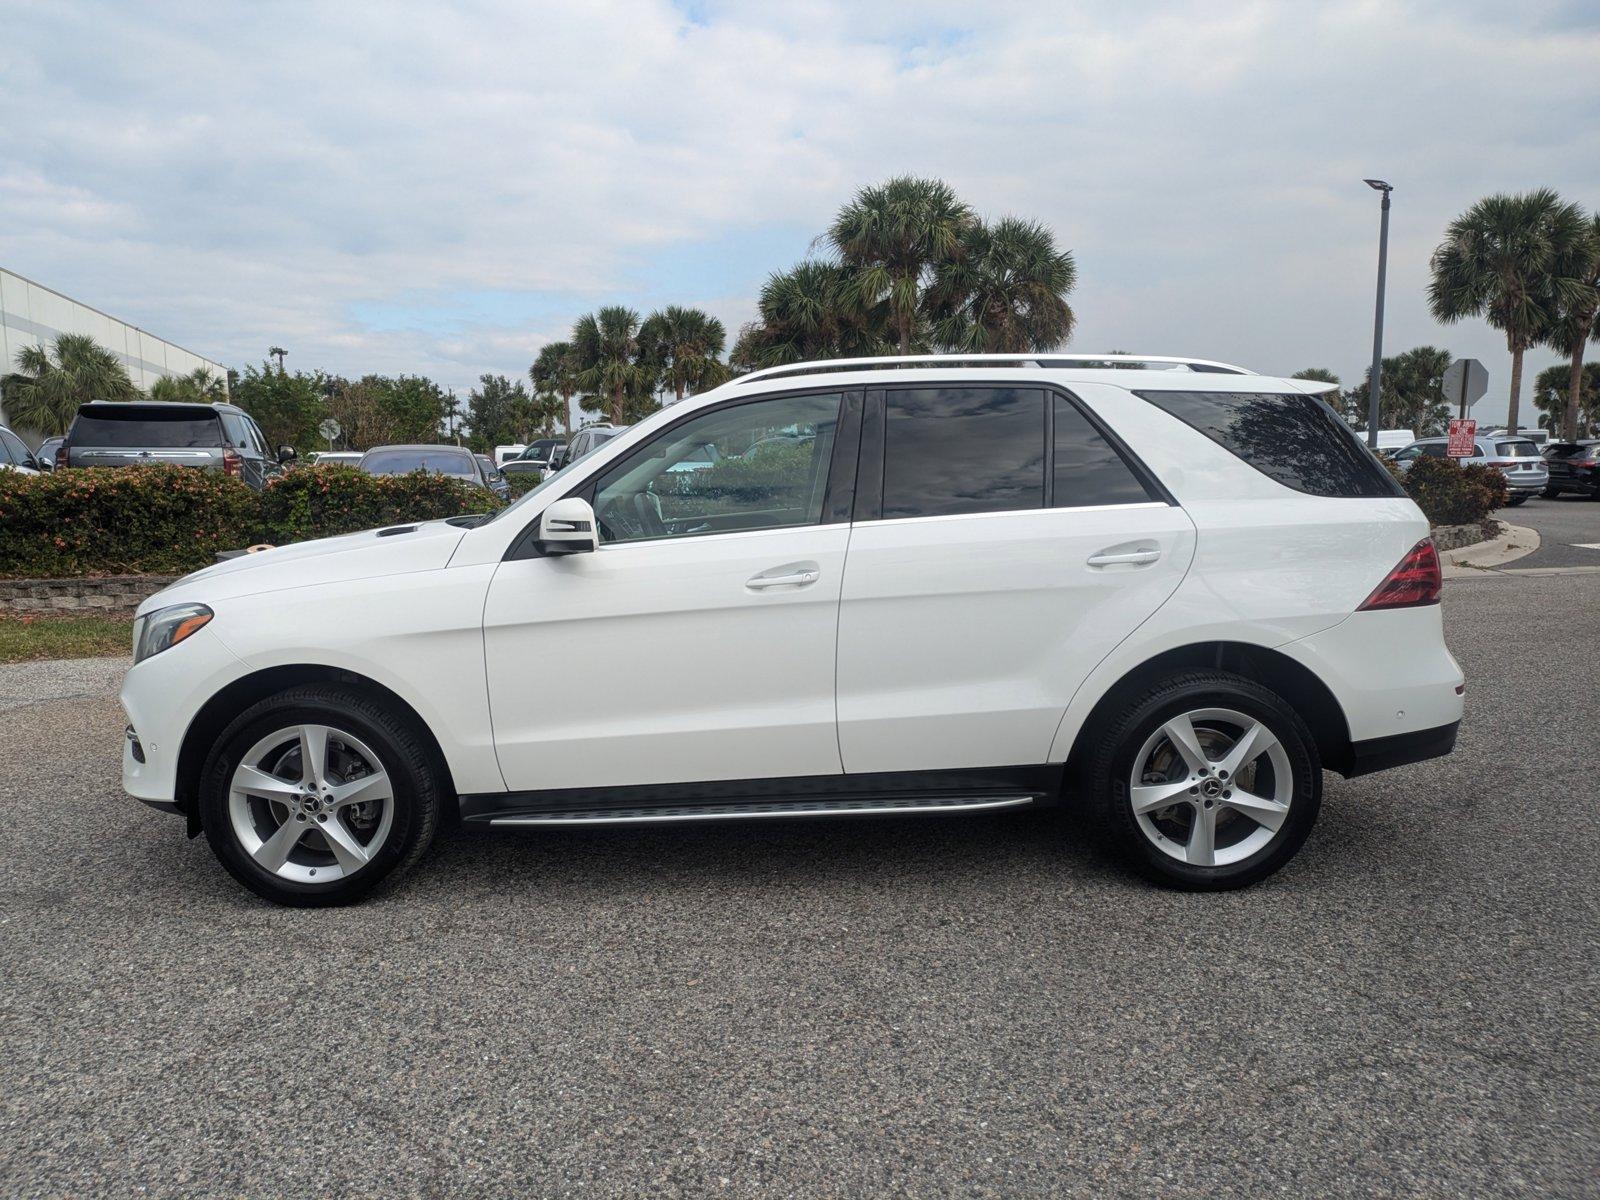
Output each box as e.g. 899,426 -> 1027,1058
1359,539 -> 1441,611
57,446 -> 69,468
222,448 -> 243,477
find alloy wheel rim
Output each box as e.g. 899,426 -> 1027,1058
1128,707 -> 1293,868
228,724 -> 395,884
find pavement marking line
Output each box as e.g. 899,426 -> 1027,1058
1572,542 -> 1600,550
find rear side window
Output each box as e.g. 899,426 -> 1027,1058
70,407 -> 222,449
1053,397 -> 1159,507
1135,390 -> 1401,498
883,387 -> 1044,518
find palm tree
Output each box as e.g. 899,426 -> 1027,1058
3,333 -> 138,434
929,217 -> 1076,353
734,262 -> 889,370
1429,189 -> 1588,435
149,366 -> 226,403
571,306 -> 650,426
1291,368 -> 1341,386
828,176 -> 976,355
530,340 -> 580,438
1540,209 -> 1600,442
639,306 -> 731,402
268,346 -> 288,373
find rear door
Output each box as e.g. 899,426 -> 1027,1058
835,385 -> 1195,773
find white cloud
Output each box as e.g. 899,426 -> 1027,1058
0,0 -> 1595,406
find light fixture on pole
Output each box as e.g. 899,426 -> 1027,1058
1363,179 -> 1393,449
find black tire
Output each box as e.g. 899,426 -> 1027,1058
1541,487 -> 1559,499
199,684 -> 442,906
1506,493 -> 1528,506
1086,670 -> 1321,891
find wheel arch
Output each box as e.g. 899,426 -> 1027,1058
174,664 -> 458,836
1061,641 -> 1355,790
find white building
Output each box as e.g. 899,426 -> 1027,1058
0,267 -> 228,434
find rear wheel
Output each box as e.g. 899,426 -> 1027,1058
1088,671 -> 1321,890
1541,487 -> 1559,499
1506,493 -> 1529,505
199,685 -> 442,906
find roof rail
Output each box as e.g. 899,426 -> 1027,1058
734,353 -> 1254,385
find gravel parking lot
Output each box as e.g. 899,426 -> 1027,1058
2,572 -> 1597,1197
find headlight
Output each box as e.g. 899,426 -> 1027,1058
133,603 -> 213,664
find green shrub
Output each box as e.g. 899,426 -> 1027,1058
254,466 -> 499,543
505,472 -> 543,498
0,465 -> 256,576
0,465 -> 501,579
1388,455 -> 1508,526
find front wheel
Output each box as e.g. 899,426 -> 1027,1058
1087,671 -> 1321,890
198,685 -> 442,906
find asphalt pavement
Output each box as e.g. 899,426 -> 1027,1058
2,572 -> 1597,1197
1505,492 -> 1600,569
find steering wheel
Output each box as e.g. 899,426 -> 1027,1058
631,490 -> 667,538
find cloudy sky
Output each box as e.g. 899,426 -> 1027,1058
2,0 -> 1597,423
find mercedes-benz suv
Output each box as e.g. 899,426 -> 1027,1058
120,355 -> 1464,906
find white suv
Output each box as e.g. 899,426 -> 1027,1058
120,355 -> 1464,906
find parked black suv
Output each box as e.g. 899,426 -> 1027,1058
60,401 -> 291,490
1542,439 -> 1600,499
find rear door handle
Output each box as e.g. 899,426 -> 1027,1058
746,567 -> 820,590
1087,548 -> 1161,567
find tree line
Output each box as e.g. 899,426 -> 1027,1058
4,178 -> 1594,449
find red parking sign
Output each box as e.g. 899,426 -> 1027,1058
1447,418 -> 1477,458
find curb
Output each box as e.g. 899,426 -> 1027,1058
1440,522 -> 1540,578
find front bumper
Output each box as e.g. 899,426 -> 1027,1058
120,625 -> 244,806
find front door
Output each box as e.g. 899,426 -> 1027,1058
484,389 -> 859,793
835,385 -> 1196,773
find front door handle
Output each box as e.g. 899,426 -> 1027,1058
1087,548 -> 1161,567
746,566 -> 820,590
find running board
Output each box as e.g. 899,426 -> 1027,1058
484,794 -> 1038,827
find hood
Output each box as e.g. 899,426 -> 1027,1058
139,520 -> 471,613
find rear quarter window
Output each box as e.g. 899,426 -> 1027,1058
1133,390 -> 1402,499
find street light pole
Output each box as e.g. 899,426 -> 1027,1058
1363,179 -> 1393,449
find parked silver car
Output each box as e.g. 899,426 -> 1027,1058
60,400 -> 291,490
1391,434 -> 1548,505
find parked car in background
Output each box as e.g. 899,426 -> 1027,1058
550,424 -> 624,470
1372,429 -> 1415,455
1542,439 -> 1600,499
1487,427 -> 1549,449
475,453 -> 512,500
1391,434 -> 1548,504
59,400 -> 290,490
502,441 -> 566,484
0,424 -> 45,474
35,435 -> 65,470
493,444 -> 527,468
307,450 -> 364,467
357,444 -> 498,495
122,353 -> 1463,906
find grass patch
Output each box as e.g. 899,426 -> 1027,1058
0,612 -> 134,663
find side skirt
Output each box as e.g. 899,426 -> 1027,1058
458,765 -> 1063,829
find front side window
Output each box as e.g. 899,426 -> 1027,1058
1135,390 -> 1402,498
1053,396 -> 1159,507
882,387 -> 1045,519
594,393 -> 841,543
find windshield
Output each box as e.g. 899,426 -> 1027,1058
70,407 -> 221,448
360,448 -> 475,478
477,453 -> 592,523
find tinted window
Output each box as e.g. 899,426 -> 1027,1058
595,393 -> 839,543
883,387 -> 1044,519
0,429 -> 26,464
1053,397 -> 1158,507
219,413 -> 251,448
70,407 -> 222,448
1418,443 -> 1448,457
1135,391 -> 1401,498
360,448 -> 476,478
1495,440 -> 1538,458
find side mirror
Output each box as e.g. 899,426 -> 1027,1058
278,445 -> 298,464
537,496 -> 598,555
